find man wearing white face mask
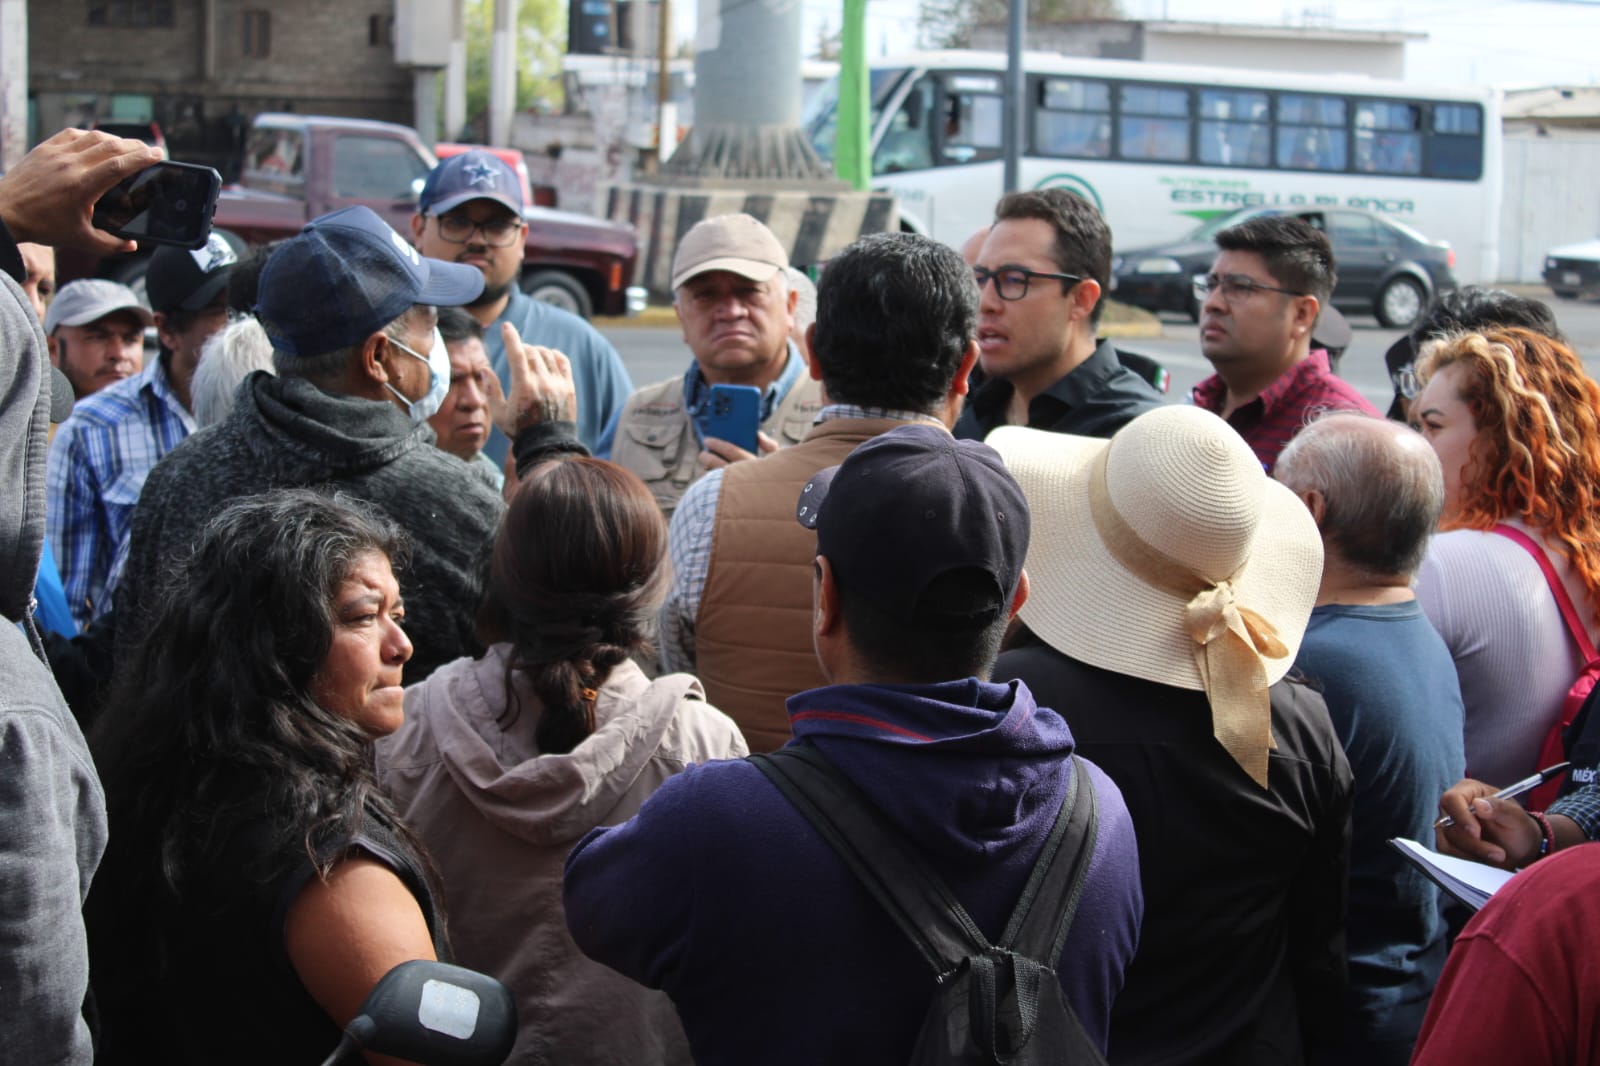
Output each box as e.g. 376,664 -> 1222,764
114,206 -> 588,682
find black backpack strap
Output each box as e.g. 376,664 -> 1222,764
1001,754 -> 1101,961
971,754 -> 1103,1063
749,746 -> 991,978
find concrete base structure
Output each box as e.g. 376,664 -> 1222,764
602,182 -> 898,297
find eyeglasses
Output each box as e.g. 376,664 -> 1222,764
1393,366 -> 1420,399
433,213 -> 523,247
1194,273 -> 1307,302
974,265 -> 1083,302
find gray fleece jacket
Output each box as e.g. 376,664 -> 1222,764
0,261 -> 107,1065
116,371 -> 506,683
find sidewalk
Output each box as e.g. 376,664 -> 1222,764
597,299 -> 1165,339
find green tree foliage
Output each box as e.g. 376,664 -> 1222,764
919,0 -> 1124,49
463,0 -> 566,132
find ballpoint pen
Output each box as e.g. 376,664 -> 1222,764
1434,761 -> 1572,829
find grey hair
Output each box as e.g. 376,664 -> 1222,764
1275,410 -> 1444,579
784,266 -> 817,336
192,316 -> 275,427
272,306 -> 422,383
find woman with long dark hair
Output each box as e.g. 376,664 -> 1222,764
378,457 -> 746,1064
87,490 -> 443,1065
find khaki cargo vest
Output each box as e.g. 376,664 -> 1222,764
696,418 -> 909,752
610,370 -> 824,515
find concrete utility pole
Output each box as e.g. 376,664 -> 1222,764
489,0 -> 516,146
654,0 -> 676,165
0,0 -> 27,169
445,0 -> 468,142
666,0 -> 831,180
395,0 -> 452,146
600,0 -> 896,296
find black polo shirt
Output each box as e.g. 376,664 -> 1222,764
954,338 -> 1167,441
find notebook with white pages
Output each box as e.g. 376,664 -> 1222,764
1389,837 -> 1518,911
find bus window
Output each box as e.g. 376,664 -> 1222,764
1035,77 -> 1111,159
874,76 -> 936,174
1118,85 -> 1190,162
804,66 -> 909,165
940,80 -> 1004,165
1198,89 -> 1269,167
1355,101 -> 1421,175
1430,104 -> 1483,180
1277,94 -> 1347,171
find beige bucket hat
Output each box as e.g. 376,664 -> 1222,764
989,406 -> 1324,788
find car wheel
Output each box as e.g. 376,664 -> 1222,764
521,270 -> 593,319
1552,288 -> 1582,302
1376,275 -> 1426,329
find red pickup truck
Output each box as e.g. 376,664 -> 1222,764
65,113 -> 644,319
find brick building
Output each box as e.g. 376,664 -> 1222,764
29,0 -> 413,175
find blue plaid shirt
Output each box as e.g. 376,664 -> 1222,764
47,357 -> 195,627
1550,781 -> 1600,841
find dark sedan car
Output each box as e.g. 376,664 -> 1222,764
1112,206 -> 1457,329
1543,238 -> 1600,300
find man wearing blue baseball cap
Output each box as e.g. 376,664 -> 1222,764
410,149 -> 632,466
115,205 -> 588,681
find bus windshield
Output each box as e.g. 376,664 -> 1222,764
805,68 -> 911,164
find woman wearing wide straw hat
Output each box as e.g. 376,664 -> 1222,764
988,404 -> 1353,1066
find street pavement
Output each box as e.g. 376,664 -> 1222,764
597,287 -> 1600,412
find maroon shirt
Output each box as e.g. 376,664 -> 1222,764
1190,348 -> 1378,472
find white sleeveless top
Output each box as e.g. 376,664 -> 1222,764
1416,521 -> 1600,786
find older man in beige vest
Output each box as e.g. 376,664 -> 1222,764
608,213 -> 823,516
661,231 -> 981,751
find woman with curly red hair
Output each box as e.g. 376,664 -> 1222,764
1411,326 -> 1600,785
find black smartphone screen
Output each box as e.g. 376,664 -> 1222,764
91,162 -> 222,249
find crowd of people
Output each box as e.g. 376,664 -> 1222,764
5,126 -> 1600,1066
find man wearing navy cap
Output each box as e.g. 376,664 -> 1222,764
410,149 -> 632,464
565,424 -> 1144,1063
116,206 -> 587,681
46,231 -> 243,629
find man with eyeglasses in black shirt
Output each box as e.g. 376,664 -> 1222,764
955,188 -> 1164,442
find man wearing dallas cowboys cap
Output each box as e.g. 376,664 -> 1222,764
411,149 -> 632,465
46,230 -> 245,629
115,205 -> 587,681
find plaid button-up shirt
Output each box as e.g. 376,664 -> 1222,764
1189,348 -> 1379,473
47,357 -> 194,628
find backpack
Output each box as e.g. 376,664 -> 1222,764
1491,524 -> 1600,808
749,745 -> 1109,1066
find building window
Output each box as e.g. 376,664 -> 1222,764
87,1 -> 174,27
242,10 -> 271,58
369,14 -> 394,46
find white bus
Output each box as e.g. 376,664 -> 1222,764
803,50 -> 1502,284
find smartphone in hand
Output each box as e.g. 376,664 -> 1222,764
92,161 -> 222,249
705,384 -> 762,454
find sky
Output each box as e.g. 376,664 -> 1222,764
708,0 -> 1600,90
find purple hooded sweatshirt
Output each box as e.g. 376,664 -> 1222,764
563,677 -> 1143,1065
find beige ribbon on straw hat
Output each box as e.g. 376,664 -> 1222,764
1089,451 -> 1287,788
